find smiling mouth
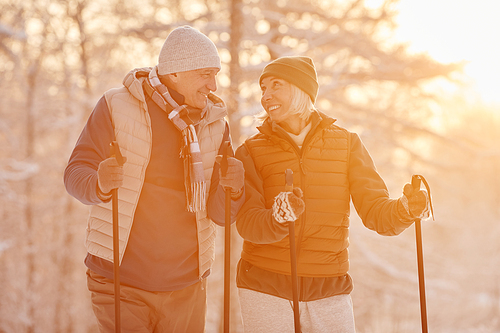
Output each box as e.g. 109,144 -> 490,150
268,105 -> 280,111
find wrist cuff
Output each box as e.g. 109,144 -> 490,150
230,187 -> 244,200
96,183 -> 112,203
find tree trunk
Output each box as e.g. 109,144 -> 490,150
228,0 -> 242,146
24,63 -> 37,333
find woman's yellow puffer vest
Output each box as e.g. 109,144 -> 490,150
242,112 -> 352,277
85,68 -> 226,279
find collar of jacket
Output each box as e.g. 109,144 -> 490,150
257,110 -> 337,138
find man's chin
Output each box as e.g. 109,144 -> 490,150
188,103 -> 207,110
197,100 -> 208,109
185,99 -> 207,109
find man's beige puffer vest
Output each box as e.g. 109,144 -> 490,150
85,68 -> 227,279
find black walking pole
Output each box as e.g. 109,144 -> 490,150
221,141 -> 232,333
110,141 -> 124,333
285,169 -> 301,333
412,175 -> 435,333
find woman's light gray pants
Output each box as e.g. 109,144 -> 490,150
238,288 -> 356,333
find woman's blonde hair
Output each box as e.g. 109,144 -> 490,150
256,83 -> 317,123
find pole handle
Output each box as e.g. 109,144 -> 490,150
411,175 -> 421,191
221,141 -> 232,177
411,174 -> 435,221
110,141 -> 124,166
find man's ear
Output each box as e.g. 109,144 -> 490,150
168,73 -> 179,82
159,73 -> 178,88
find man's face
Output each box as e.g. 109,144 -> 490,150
169,67 -> 220,109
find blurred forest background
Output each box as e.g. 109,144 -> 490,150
1,0 -> 499,332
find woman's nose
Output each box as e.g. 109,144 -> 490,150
262,89 -> 272,101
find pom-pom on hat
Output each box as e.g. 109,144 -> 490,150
259,56 -> 319,103
158,26 -> 221,75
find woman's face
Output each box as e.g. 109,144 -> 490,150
260,76 -> 293,123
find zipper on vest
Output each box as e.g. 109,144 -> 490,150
295,156 -> 307,267
299,158 -> 306,174
291,118 -> 324,271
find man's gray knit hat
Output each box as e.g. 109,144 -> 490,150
158,26 -> 221,75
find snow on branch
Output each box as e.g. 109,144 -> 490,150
0,23 -> 26,40
0,240 -> 13,256
0,159 -> 39,182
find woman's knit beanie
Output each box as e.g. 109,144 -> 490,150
259,56 -> 319,103
158,26 -> 221,75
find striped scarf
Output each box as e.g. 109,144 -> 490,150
147,66 -> 207,213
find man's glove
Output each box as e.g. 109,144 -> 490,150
216,156 -> 245,199
272,187 -> 305,223
398,183 -> 431,220
97,156 -> 125,194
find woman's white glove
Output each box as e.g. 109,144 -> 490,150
272,187 -> 305,223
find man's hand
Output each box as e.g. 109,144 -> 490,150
216,156 -> 245,198
97,157 -> 125,194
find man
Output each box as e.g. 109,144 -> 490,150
64,26 -> 245,332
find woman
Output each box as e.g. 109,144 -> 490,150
234,56 -> 430,332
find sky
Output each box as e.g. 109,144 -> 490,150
391,0 -> 500,105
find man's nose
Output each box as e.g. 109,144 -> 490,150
207,75 -> 217,92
